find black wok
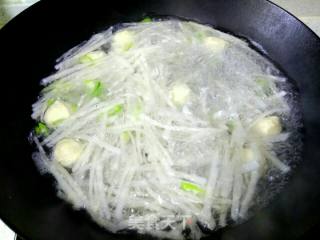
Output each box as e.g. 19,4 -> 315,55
0,0 -> 320,239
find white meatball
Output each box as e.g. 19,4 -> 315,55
54,139 -> 83,168
252,116 -> 282,137
170,83 -> 191,106
112,30 -> 134,52
43,101 -> 70,127
203,36 -> 228,53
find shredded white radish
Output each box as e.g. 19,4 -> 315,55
30,20 -> 299,240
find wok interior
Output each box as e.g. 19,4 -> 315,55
0,0 -> 320,240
